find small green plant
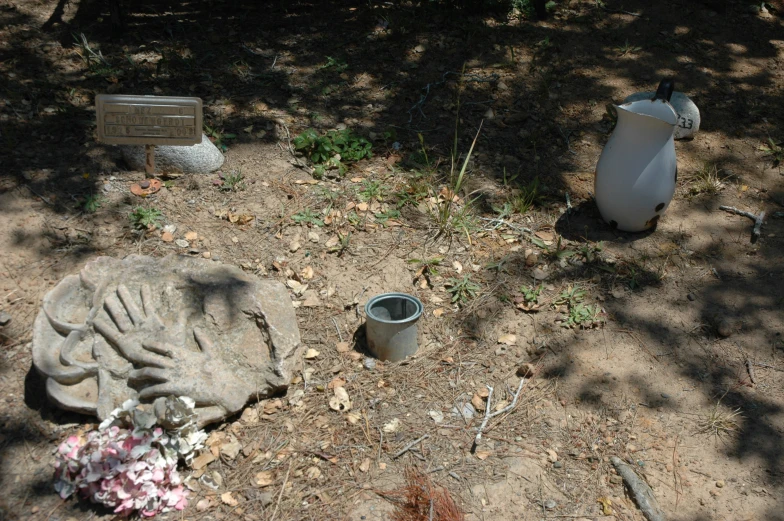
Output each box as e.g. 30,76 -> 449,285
759,137 -> 783,166
408,257 -> 443,278
291,209 -> 325,227
554,285 -> 586,307
204,124 -> 236,152
616,40 -> 642,57
219,169 -> 245,192
578,241 -> 604,263
318,56 -> 348,72
395,173 -> 431,208
628,266 -> 640,290
445,274 -> 481,306
292,128 -> 372,178
697,402 -> 742,442
508,177 -> 540,214
567,302 -> 603,328
521,284 -> 542,304
327,230 -> 351,256
83,194 -> 103,213
375,209 -> 401,226
357,180 -> 386,202
129,207 -> 162,230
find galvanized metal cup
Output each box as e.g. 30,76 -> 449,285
364,293 -> 423,362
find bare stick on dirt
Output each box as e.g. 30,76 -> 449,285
393,434 -> 430,459
610,456 -> 666,521
269,461 -> 292,521
471,378 -> 526,454
719,205 -> 765,242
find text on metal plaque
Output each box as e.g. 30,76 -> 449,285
96,94 -> 203,146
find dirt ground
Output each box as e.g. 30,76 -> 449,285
1,0 -> 783,520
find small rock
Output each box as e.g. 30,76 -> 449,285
716,480 -> 725,488
289,241 -> 301,253
610,475 -> 623,484
687,293 -> 696,301
553,461 -> 563,468
543,499 -> 556,510
413,44 -> 426,53
258,490 -> 274,507
175,239 -> 189,248
363,358 -> 377,370
483,108 -> 495,120
661,393 -> 671,400
497,80 -> 509,91
717,318 -> 736,338
532,267 -> 549,280
0,311 -> 11,326
308,231 -> 320,243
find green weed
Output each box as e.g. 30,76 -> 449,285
357,180 -> 386,202
204,123 -> 236,152
616,40 -> 642,57
219,169 -> 245,192
759,137 -> 783,166
129,207 -> 162,230
293,128 -> 372,178
82,194 -> 102,213
291,209 -> 325,227
375,209 -> 401,226
446,274 -> 481,306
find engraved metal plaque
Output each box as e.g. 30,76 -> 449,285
96,94 -> 202,146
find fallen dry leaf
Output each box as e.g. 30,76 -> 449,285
471,394 -> 486,412
336,341 -> 351,353
301,266 -> 314,279
325,235 -> 340,248
356,202 -> 369,212
350,177 -> 365,183
493,400 -> 509,412
329,386 -> 352,412
475,450 -> 492,460
382,418 -> 401,433
221,492 -> 238,507
185,231 -> 198,241
535,230 -> 555,243
255,471 -> 274,487
328,376 -> 346,390
263,398 -> 283,415
597,497 -> 613,515
196,498 -> 212,512
346,411 -> 362,424
433,308 -> 445,317
161,232 -> 174,242
304,348 -> 320,359
306,466 -> 322,479
452,260 -> 463,273
497,333 -> 517,346
476,387 -> 490,398
191,452 -> 216,470
359,458 -> 371,473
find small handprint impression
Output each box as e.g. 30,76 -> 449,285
94,283 -> 258,426
33,255 -> 302,427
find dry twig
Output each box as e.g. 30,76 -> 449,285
470,378 -> 526,453
393,434 -> 430,460
719,205 -> 765,242
610,456 -> 666,521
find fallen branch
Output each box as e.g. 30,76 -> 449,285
470,378 -> 526,453
610,456 -> 666,521
746,359 -> 757,385
719,205 -> 765,242
393,434 -> 430,459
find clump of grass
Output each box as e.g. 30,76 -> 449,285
219,169 -> 245,191
688,163 -> 727,196
697,402 -> 743,441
